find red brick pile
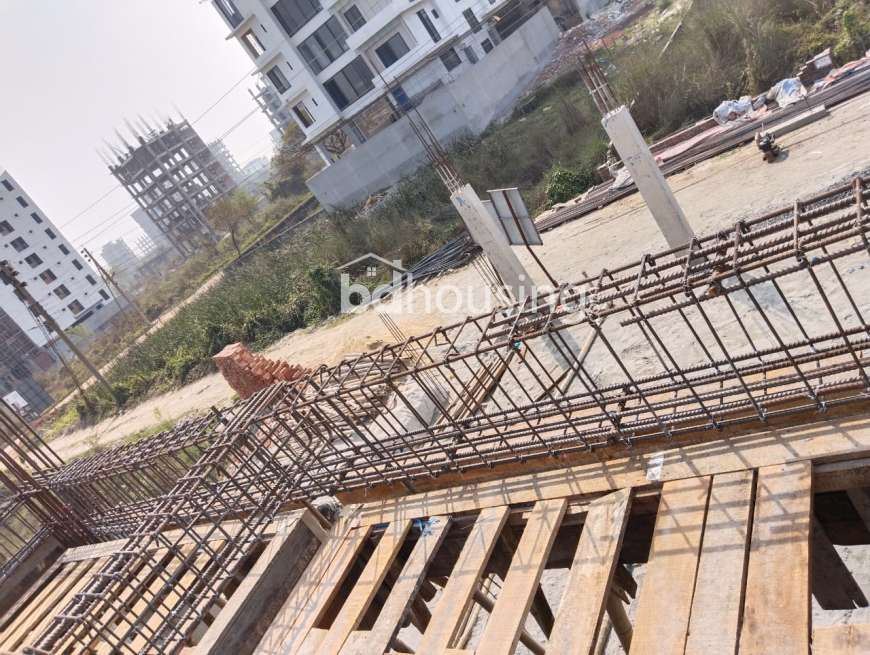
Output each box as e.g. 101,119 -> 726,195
213,342 -> 309,399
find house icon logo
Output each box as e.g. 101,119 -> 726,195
337,253 -> 408,312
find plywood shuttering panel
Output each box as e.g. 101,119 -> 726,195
739,461 -> 812,655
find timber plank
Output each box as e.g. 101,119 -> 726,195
256,520 -> 372,654
631,476 -> 711,655
0,559 -> 91,651
684,470 -> 755,655
357,413 -> 870,527
547,488 -> 633,655
416,506 -> 509,655
342,516 -> 450,655
312,519 -> 412,655
476,498 -> 568,655
739,461 -> 812,655
813,623 -> 870,654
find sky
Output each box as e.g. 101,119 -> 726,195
0,0 -> 275,262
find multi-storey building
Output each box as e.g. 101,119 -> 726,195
211,0 -> 558,207
0,168 -> 117,412
107,118 -> 237,257
208,139 -> 244,184
212,0 -> 529,160
249,79 -> 294,145
100,238 -> 138,275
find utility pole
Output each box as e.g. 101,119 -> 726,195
0,260 -> 118,404
81,248 -> 149,324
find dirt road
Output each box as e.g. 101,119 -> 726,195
50,90 -> 870,461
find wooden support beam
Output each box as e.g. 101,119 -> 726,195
631,476 -> 711,655
255,512 -> 370,654
812,515 -> 867,610
685,470 -> 755,655
342,517 -> 450,655
476,499 -> 567,655
548,488 -> 632,654
416,506 -> 509,655
314,520 -> 412,655
605,592 -> 632,652
194,513 -> 320,654
739,461 -> 812,655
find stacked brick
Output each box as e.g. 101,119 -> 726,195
213,342 -> 309,399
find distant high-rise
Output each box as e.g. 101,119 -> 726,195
131,207 -> 172,253
104,117 -> 237,256
0,167 -> 116,413
208,139 -> 244,185
100,238 -> 138,275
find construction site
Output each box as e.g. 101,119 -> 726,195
5,2 -> 870,654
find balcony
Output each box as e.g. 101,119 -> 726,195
345,0 -> 422,50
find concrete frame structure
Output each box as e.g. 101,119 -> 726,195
208,138 -> 244,185
105,118 -> 236,257
131,207 -> 173,254
602,106 -> 694,251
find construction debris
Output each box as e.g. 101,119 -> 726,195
213,342 -> 309,399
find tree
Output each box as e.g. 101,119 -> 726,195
207,196 -> 245,257
268,125 -> 310,200
234,191 -> 259,228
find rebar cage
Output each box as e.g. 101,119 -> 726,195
3,177 -> 869,653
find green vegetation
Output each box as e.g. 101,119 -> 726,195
48,0 -> 870,430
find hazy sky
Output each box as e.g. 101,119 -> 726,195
0,0 -> 274,259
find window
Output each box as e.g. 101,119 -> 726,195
240,30 -> 267,58
417,10 -> 441,42
10,237 -> 28,252
0,220 -> 12,236
463,8 -> 481,32
15,196 -> 28,208
266,65 -> 291,94
58,244 -> 70,255
323,56 -> 374,109
440,47 -> 461,72
72,259 -> 83,270
44,228 -> 56,240
343,5 -> 365,32
481,38 -> 493,53
24,253 -> 42,268
1,180 -> 12,191
375,33 -> 410,69
54,284 -> 70,299
39,269 -> 56,283
99,289 -> 110,301
215,0 -> 244,28
298,17 -> 348,74
85,274 -> 97,285
271,0 -> 321,37
293,102 -> 315,128
30,212 -> 42,224
68,300 -> 85,314
464,45 -> 479,64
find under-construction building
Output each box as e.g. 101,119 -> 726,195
1,175 -> 870,653
106,118 -> 237,257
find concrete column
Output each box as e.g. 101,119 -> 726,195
450,183 -> 535,301
602,106 -> 694,250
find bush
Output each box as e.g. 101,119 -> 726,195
545,165 -> 596,206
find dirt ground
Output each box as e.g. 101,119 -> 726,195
50,89 -> 870,461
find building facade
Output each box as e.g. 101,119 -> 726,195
0,168 -> 113,346
131,207 -> 173,254
0,168 -> 117,413
107,118 -> 237,257
212,0 -> 530,163
208,139 -> 244,184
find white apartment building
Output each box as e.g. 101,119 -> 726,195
0,168 -> 114,348
212,0 -> 520,161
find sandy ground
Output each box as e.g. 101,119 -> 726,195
50,90 -> 870,461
